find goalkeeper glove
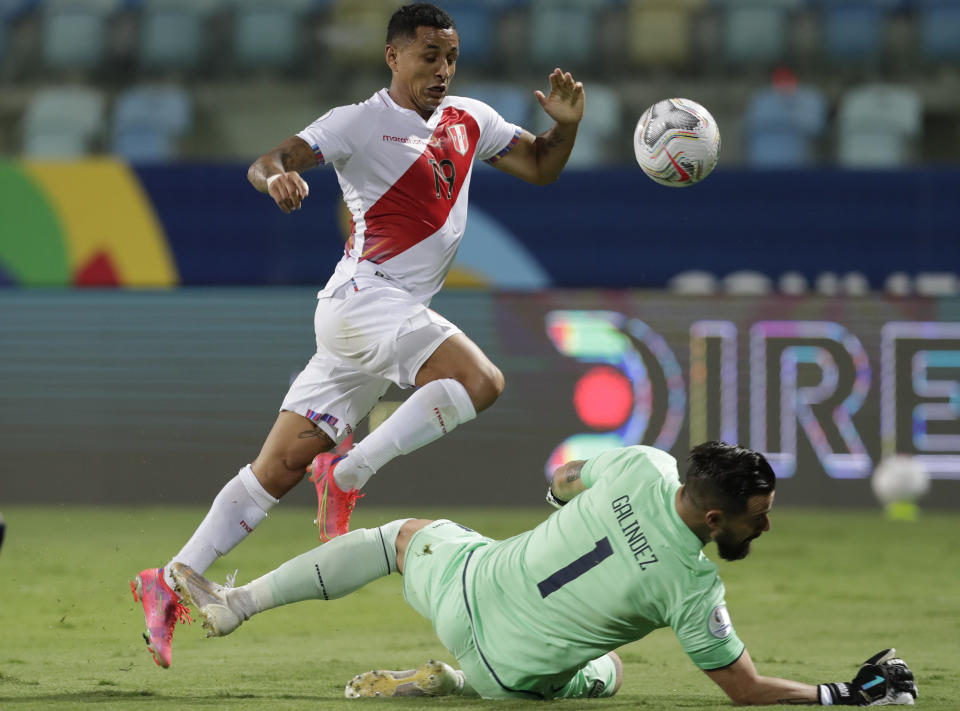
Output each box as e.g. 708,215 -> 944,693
545,486 -> 567,510
819,648 -> 918,705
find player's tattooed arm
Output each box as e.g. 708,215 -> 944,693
492,123 -> 579,186
247,136 -> 315,214
490,69 -> 583,185
248,136 -> 315,190
550,459 -> 587,504
537,125 -> 572,151
297,426 -> 327,440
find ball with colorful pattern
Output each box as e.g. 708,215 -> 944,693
634,98 -> 720,187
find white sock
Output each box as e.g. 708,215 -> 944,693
164,465 -> 278,589
334,378 -> 476,490
241,519 -> 410,615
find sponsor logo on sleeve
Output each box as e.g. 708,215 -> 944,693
708,605 -> 733,639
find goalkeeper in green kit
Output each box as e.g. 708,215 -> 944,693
170,442 -> 918,706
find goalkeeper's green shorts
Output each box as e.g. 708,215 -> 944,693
402,519 -> 618,700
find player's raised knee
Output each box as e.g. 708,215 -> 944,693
395,519 -> 434,573
608,652 -> 623,696
462,364 -> 504,412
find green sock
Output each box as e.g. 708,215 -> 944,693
242,525 -> 398,613
458,671 -> 478,697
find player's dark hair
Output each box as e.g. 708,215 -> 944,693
386,3 -> 456,45
683,441 -> 775,514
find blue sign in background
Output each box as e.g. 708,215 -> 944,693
137,165 -> 960,289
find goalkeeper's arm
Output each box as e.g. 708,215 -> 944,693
545,459 -> 587,509
704,647 -> 918,706
705,648 -> 819,705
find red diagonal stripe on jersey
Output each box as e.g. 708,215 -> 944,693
355,108 -> 480,264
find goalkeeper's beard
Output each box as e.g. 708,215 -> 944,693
716,532 -> 759,561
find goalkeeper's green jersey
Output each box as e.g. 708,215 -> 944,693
465,445 -> 745,695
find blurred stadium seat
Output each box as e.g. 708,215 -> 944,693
884,272 -> 912,296
668,270 -> 718,295
815,0 -> 897,63
723,270 -> 773,295
22,85 -> 105,157
200,81 -> 324,159
139,0 -> 223,72
626,0 -> 705,69
837,83 -> 922,167
42,0 -> 121,71
322,0 -> 394,68
915,271 -> 960,296
917,0 -> 960,61
233,0 -> 318,71
778,271 -> 809,295
570,83 -> 622,167
528,0 -> 608,70
457,80 -> 530,126
0,0 -> 37,65
840,271 -> 870,296
718,0 -> 802,65
532,81 -> 621,167
441,0 -> 510,68
814,272 -> 840,295
110,84 -> 192,162
1,0 -> 959,167
744,84 -> 826,166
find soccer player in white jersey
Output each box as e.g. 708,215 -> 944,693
169,442 -> 918,705
131,3 -> 586,669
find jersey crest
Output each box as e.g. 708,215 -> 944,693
446,123 -> 469,155
353,108 -> 481,265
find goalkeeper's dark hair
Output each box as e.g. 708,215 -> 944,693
683,441 -> 775,515
387,3 -> 456,45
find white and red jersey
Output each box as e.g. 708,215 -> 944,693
297,89 -> 521,304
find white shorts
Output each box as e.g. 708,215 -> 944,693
280,280 -> 462,443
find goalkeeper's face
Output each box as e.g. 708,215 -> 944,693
713,493 -> 774,561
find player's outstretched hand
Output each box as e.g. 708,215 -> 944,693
266,171 -> 310,214
853,649 -> 918,706
857,649 -> 918,706
820,648 -> 917,705
534,68 -> 584,126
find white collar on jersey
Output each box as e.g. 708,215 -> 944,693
377,89 -> 448,129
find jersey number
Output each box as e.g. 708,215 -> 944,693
428,158 -> 456,199
537,537 -> 613,598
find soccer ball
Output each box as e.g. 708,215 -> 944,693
634,98 -> 720,187
870,455 -> 930,505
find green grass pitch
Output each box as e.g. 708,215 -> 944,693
0,506 -> 956,710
